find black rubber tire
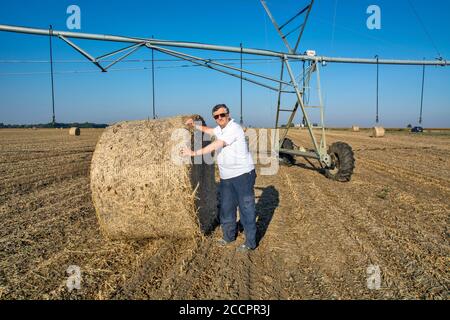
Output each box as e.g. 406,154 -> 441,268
324,142 -> 355,182
279,138 -> 296,166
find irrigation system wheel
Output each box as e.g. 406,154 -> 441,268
324,142 -> 355,182
279,138 -> 296,167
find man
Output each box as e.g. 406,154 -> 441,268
182,104 -> 257,252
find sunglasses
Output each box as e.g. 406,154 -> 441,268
213,113 -> 228,120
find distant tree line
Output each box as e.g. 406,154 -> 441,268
280,123 -> 295,128
0,122 -> 108,129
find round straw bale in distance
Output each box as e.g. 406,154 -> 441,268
90,115 -> 217,240
372,126 -> 385,138
352,125 -> 360,132
69,127 -> 80,136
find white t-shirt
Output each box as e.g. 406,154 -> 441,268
213,119 -> 255,180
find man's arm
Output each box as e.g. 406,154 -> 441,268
185,118 -> 214,136
195,124 -> 215,136
181,139 -> 225,157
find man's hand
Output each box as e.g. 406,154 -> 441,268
180,147 -> 194,157
185,118 -> 195,128
186,118 -> 215,136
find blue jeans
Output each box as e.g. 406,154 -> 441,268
219,169 -> 257,249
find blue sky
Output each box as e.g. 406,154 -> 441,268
0,0 -> 449,127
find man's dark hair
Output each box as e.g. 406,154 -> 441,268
212,104 -> 230,114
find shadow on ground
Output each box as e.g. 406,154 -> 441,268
255,185 -> 279,245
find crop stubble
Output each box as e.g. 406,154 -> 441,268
0,128 -> 448,299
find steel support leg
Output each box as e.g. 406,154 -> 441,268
275,58 -> 285,129
283,56 -> 330,166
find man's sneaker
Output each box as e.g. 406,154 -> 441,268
236,244 -> 253,253
217,239 -> 233,247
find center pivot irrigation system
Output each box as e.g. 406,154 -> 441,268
0,0 -> 448,182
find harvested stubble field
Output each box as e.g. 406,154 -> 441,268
0,128 -> 448,300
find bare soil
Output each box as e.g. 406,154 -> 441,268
0,128 -> 448,299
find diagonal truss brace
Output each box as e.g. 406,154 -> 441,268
146,43 -> 296,93
58,35 -> 146,72
59,35 -> 106,72
260,0 -> 314,54
260,0 -> 293,53
103,43 -> 145,70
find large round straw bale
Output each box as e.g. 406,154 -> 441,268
90,115 -> 217,240
372,126 -> 385,138
69,127 -> 80,136
352,125 -> 360,132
